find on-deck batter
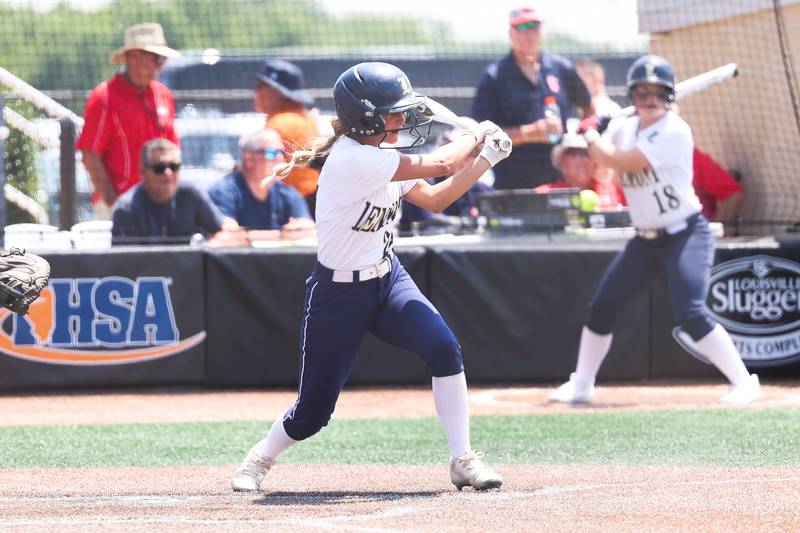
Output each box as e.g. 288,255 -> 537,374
548,55 -> 762,405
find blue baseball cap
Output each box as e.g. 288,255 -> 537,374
255,59 -> 314,108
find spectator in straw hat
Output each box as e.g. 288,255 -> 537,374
534,132 -> 626,209
254,59 -> 320,213
77,22 -> 181,220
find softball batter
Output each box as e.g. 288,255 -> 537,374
232,62 -> 511,492
549,55 -> 762,405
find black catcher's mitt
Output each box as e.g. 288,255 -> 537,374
0,247 -> 51,315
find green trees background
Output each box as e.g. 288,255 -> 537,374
0,0 -> 609,95
0,0 -> 457,94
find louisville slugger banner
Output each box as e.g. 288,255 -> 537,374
0,251 -> 206,390
676,255 -> 800,367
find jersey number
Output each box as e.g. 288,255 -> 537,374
383,231 -> 394,259
652,185 -> 681,214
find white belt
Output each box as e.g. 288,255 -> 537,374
636,220 -> 689,240
332,257 -> 392,283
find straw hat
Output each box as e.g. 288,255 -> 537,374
550,132 -> 589,169
109,23 -> 180,65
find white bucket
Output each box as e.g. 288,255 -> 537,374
4,223 -> 73,251
70,220 -> 113,249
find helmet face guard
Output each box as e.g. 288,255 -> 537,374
333,62 -> 433,149
377,103 -> 432,149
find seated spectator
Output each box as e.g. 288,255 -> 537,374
112,139 -> 234,245
534,133 -> 626,209
693,147 -> 744,226
254,59 -> 320,212
209,129 -> 314,237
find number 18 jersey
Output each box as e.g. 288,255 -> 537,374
611,111 -> 701,230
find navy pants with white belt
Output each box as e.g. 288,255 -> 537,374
586,213 -> 717,341
282,255 -> 463,441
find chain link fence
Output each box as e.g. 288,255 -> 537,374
1,0 -> 799,237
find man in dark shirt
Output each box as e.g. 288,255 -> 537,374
209,129 -> 314,236
112,138 -> 226,245
471,6 -> 593,189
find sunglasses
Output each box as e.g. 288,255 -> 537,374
264,147 -> 286,160
148,162 -> 181,174
515,21 -> 541,31
632,87 -> 668,101
247,147 -> 286,160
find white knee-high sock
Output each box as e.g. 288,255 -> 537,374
252,418 -> 298,460
432,372 -> 471,459
574,326 -> 613,385
694,324 -> 751,386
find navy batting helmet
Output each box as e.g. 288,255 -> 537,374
333,62 -> 431,147
626,54 -> 675,102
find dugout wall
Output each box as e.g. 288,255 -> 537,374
5,240 -> 800,391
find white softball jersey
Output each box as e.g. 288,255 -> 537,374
315,135 -> 417,271
611,112 -> 702,230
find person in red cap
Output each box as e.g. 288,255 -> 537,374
471,6 -> 593,190
77,23 -> 181,220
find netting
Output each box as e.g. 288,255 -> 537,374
0,0 -> 798,236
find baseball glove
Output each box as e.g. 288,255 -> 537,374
0,247 -> 51,315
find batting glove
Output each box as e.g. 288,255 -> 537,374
577,115 -> 612,135
463,120 -> 500,143
479,130 -> 513,167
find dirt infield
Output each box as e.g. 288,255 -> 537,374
2,383 -> 800,531
2,464 -> 800,532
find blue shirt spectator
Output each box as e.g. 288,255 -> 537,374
472,7 -> 592,190
209,172 -> 310,229
209,128 -> 315,234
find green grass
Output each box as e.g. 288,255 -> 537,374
2,409 -> 799,468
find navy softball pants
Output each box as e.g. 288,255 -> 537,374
586,213 -> 717,341
282,255 -> 463,441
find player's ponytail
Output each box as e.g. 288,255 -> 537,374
272,117 -> 344,178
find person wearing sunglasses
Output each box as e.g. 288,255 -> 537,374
208,129 -> 314,238
111,139 -> 233,246
548,55 -> 761,406
471,6 -> 593,190
78,23 -> 180,221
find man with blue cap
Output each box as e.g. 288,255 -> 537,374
254,60 -> 319,210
